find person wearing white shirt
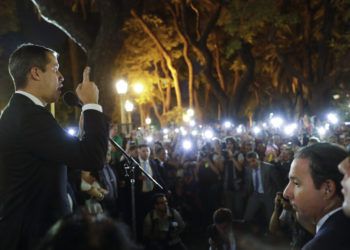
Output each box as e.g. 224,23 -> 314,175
283,143 -> 350,250
0,44 -> 108,250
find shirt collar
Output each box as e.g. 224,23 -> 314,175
316,207 -> 342,233
139,158 -> 148,164
15,90 -> 46,107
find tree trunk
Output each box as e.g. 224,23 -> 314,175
131,9 -> 182,108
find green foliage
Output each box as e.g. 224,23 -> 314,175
160,106 -> 185,125
223,0 -> 298,57
116,13 -> 182,109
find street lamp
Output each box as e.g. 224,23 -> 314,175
115,79 -> 128,124
116,79 -> 128,94
145,117 -> 151,125
133,82 -> 144,94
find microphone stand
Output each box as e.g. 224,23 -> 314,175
109,137 -> 163,239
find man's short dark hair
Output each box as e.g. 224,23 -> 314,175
213,208 -> 232,224
295,143 -> 347,198
37,211 -> 141,250
152,193 -> 166,207
138,144 -> 150,149
246,151 -> 259,160
8,43 -> 58,89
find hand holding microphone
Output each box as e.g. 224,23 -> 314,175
76,66 -> 99,105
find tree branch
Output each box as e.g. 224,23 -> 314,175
30,0 -> 94,52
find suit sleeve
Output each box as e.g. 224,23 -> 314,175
20,107 -> 108,171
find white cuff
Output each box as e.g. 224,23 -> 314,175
82,104 -> 103,113
81,179 -> 92,191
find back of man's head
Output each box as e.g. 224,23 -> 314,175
8,43 -> 57,90
37,212 -> 141,250
246,151 -> 259,160
295,143 -> 347,198
213,208 -> 233,225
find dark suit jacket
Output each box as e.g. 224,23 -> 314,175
134,158 -> 165,194
244,162 -> 281,197
302,209 -> 350,250
0,94 -> 108,250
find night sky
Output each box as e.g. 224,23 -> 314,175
0,0 -> 67,108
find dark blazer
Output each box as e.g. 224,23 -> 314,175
244,162 -> 281,197
0,94 -> 108,250
134,158 -> 165,194
302,209 -> 350,250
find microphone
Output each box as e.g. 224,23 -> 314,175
62,91 -> 83,108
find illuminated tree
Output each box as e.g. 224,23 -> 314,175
30,0 -> 138,117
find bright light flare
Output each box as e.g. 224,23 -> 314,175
284,123 -> 297,136
223,121 -> 232,129
124,100 -> 134,112
182,139 -> 192,150
183,114 -> 190,123
187,109 -> 195,117
115,79 -> 128,94
270,116 -> 284,128
236,125 -> 243,134
253,126 -> 261,135
327,113 -> 338,124
145,117 -> 151,125
191,130 -> 198,136
67,128 -> 77,136
317,127 -> 326,137
133,82 -> 144,94
203,129 -> 214,139
145,136 -> 153,143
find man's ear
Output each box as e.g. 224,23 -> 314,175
322,179 -> 337,199
29,67 -> 41,81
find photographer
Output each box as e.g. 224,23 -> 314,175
197,143 -> 223,224
143,193 -> 186,250
222,137 -> 245,219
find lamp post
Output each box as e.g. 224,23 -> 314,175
115,79 -> 128,125
133,82 -> 145,126
125,100 -> 134,132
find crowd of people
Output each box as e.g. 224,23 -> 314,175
105,117 -> 350,249
1,43 -> 350,250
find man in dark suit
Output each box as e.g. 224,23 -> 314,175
134,144 -> 164,240
243,151 -> 281,231
0,44 -> 108,250
284,143 -> 350,250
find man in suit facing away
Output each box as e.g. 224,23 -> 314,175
0,44 -> 108,250
284,143 -> 350,250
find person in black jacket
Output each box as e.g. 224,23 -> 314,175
283,143 -> 350,250
0,44 -> 108,250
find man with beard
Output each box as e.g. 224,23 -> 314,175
283,143 -> 350,250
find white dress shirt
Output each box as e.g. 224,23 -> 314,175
140,159 -> 154,192
15,90 -> 102,112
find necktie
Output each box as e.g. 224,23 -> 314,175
254,169 -> 260,193
143,161 -> 154,192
